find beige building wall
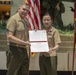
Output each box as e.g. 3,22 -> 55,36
62,1 -> 74,26
11,0 -> 22,16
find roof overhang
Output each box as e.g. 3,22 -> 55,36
0,0 -> 12,5
59,0 -> 74,2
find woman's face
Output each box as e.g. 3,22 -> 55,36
42,15 -> 53,29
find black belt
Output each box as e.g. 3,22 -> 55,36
9,43 -> 26,48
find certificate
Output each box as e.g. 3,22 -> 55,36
29,30 -> 49,52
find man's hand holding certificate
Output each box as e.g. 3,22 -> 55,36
29,30 -> 49,52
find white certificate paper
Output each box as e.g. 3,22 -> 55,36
29,30 -> 49,52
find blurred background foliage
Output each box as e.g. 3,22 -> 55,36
0,0 -> 74,35
40,0 -> 74,34
0,20 -> 7,33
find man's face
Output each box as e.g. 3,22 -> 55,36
19,3 -> 30,18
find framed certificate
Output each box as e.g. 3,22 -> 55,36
29,30 -> 49,52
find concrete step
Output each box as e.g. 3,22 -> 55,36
0,45 -> 74,51
0,34 -> 75,52
0,34 -> 7,38
60,35 -> 74,41
0,34 -> 74,41
0,34 -> 7,40
0,45 -> 9,51
59,46 -> 75,52
0,40 -> 7,45
60,41 -> 74,46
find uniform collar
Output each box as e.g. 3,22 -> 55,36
15,13 -> 22,22
44,26 -> 53,32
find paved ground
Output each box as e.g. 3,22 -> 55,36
0,70 -> 76,75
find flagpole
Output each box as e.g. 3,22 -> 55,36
72,22 -> 76,75
72,34 -> 75,75
72,1 -> 76,75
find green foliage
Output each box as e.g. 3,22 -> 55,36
57,23 -> 74,36
0,20 -> 7,34
42,0 -> 50,9
58,28 -> 74,36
